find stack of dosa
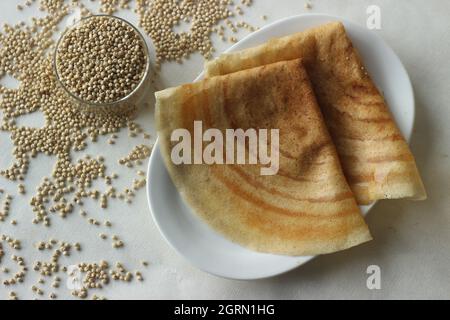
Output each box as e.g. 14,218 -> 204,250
156,59 -> 372,256
205,22 -> 426,205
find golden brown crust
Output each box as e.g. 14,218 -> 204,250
156,59 -> 372,256
205,22 -> 426,204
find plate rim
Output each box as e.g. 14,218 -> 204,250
146,13 -> 415,280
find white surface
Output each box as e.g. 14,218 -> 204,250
0,0 -> 449,299
147,14 -> 415,280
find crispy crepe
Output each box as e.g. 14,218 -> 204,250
156,59 -> 371,256
205,22 -> 426,205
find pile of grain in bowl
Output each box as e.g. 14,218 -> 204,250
55,15 -> 148,105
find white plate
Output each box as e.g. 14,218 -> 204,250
146,14 -> 415,280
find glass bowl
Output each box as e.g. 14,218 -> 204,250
53,14 -> 151,117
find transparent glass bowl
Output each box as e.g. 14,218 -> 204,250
53,15 -> 151,117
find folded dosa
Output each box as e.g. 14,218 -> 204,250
156,59 -> 371,256
205,22 -> 426,205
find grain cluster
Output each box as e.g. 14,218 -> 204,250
135,0 -> 256,66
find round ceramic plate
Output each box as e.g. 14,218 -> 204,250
147,14 -> 415,280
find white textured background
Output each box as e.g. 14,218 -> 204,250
0,0 -> 449,299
